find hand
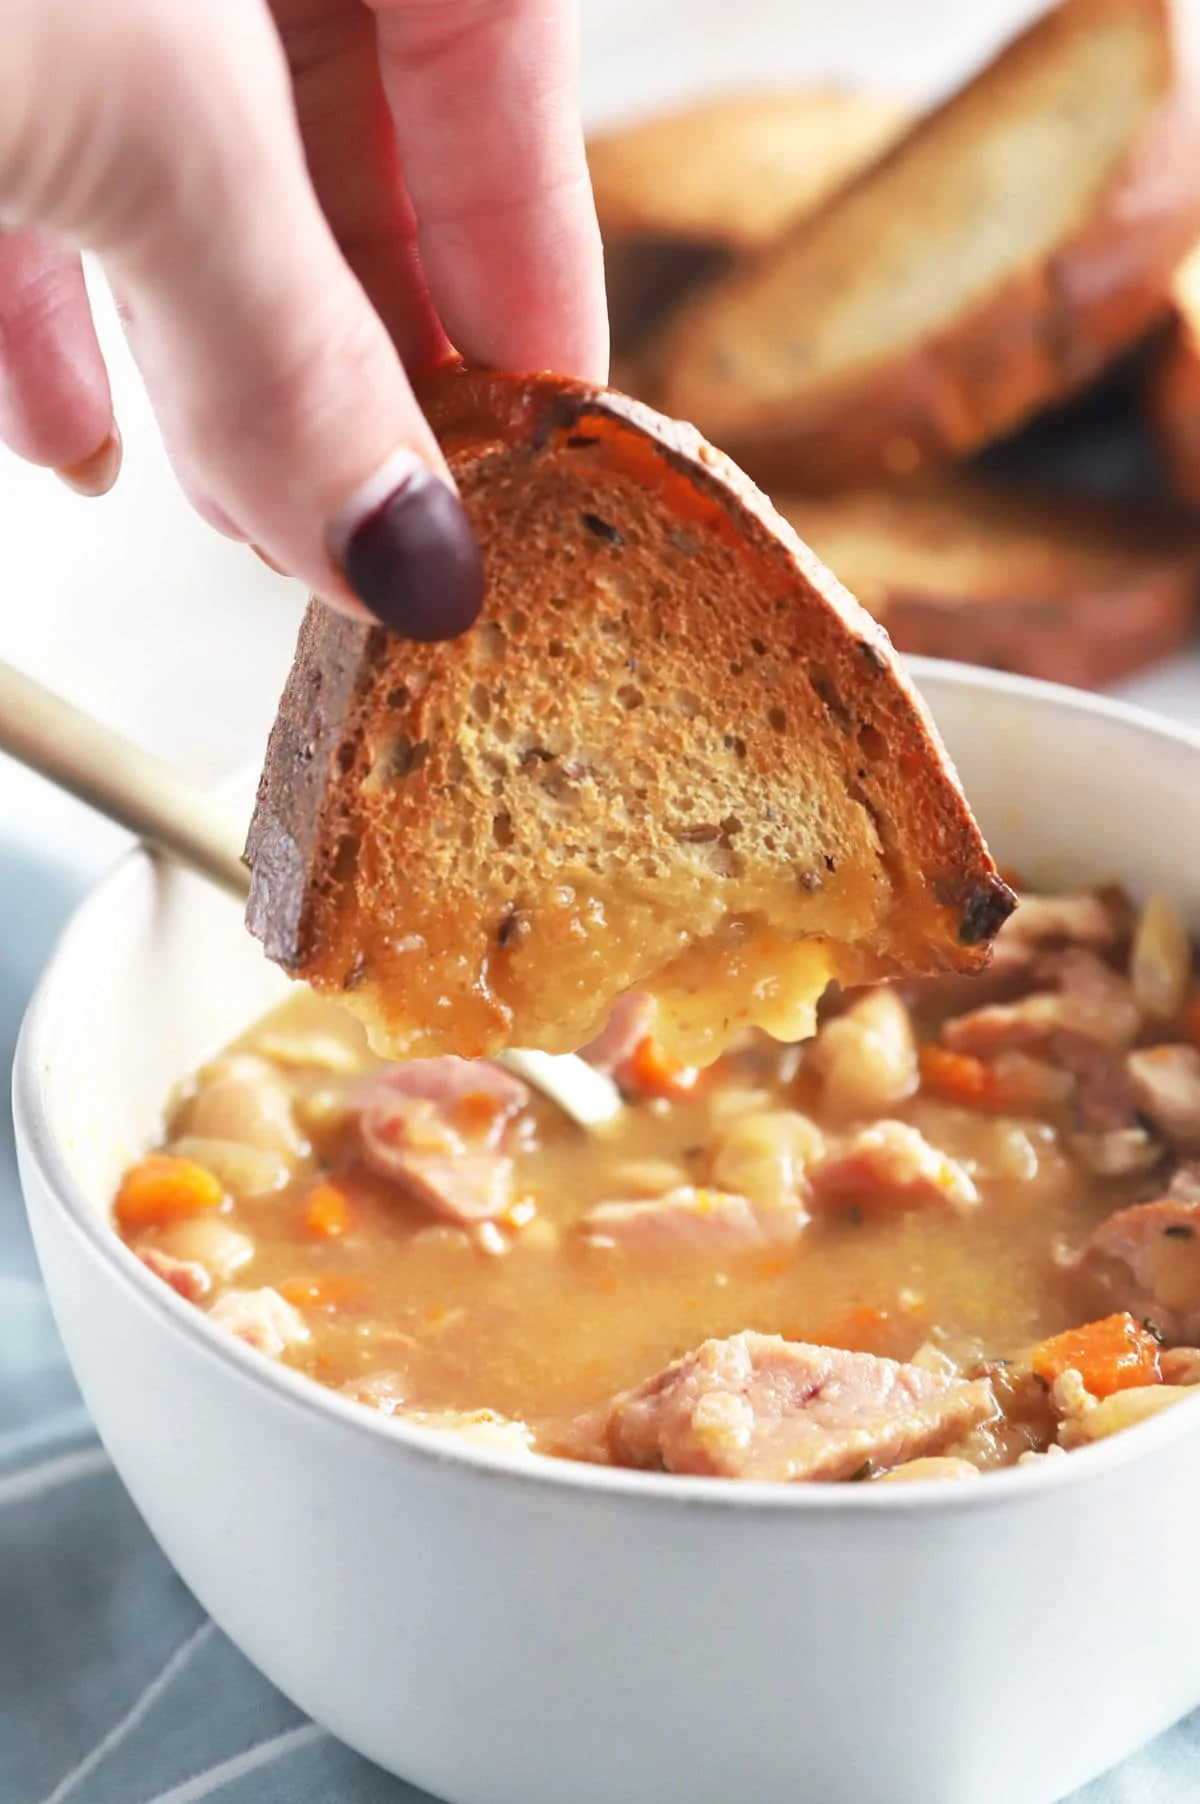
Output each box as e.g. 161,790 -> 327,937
0,0 -> 608,639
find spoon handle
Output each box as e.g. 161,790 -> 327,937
0,660 -> 624,1130
0,659 -> 250,900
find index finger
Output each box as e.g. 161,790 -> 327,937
369,0 -> 608,384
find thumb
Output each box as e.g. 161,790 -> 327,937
0,0 -> 481,639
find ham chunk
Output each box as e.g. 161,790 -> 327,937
137,1246 -> 211,1303
587,1332 -> 996,1482
1053,1034 -> 1139,1133
943,950 -> 1140,1057
207,1287 -> 310,1359
998,892 -> 1123,955
356,1058 -> 529,1152
580,993 -> 657,1073
809,1121 -> 978,1214
1127,1046 -> 1200,1151
356,1060 -> 526,1222
579,1187 -> 802,1253
941,994 -> 1066,1055
1159,1346 -> 1200,1384
1051,1034 -> 1162,1177
1086,1197 -> 1200,1340
387,1148 -> 515,1224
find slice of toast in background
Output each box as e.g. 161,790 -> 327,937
1147,242 -> 1200,505
782,478 -> 1200,689
647,0 -> 1200,491
245,370 -> 1012,1066
590,88 -> 909,354
589,88 -> 911,251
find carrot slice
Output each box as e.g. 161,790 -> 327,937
919,1043 -> 995,1104
625,1034 -> 700,1099
279,1273 -> 362,1310
810,1303 -> 895,1354
304,1180 -> 352,1239
503,1195 -> 538,1230
114,1154 -> 224,1231
1030,1313 -> 1161,1398
453,1092 -> 506,1137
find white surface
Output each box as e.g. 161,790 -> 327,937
15,665 -> 1200,1804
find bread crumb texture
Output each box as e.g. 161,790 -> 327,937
246,374 -> 1011,1062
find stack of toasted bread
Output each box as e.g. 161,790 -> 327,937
590,0 -> 1200,689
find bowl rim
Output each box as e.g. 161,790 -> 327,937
16,657 -> 1200,1513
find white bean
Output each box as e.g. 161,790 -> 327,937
179,1056 -> 308,1162
812,989 -> 918,1119
157,1217 -> 255,1281
876,1458 -> 980,1483
1131,893 -> 1192,1022
168,1135 -> 292,1199
710,1110 -> 824,1209
1077,1385 -> 1194,1442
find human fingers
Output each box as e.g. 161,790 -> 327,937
0,229 -> 119,492
273,0 -> 448,373
371,0 -> 608,381
0,0 -> 482,638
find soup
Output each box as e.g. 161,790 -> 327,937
112,886 -> 1200,1482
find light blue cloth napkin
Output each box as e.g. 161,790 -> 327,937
3,838 -> 1197,1804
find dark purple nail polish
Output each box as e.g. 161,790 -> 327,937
343,468 -> 484,641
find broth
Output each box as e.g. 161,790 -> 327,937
113,887 -> 1200,1480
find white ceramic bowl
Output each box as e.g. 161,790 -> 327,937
15,662 -> 1200,1804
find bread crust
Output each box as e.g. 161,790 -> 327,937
877,570 -> 1195,690
1147,244 -> 1200,504
589,89 -> 911,251
649,0 -> 1200,490
782,480 -> 1200,689
246,370 -> 1013,1056
591,89 -> 910,356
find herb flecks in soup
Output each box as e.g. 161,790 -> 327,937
114,888 -> 1200,1482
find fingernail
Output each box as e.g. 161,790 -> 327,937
330,449 -> 484,641
56,426 -> 122,498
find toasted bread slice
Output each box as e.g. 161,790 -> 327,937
1146,242 -> 1200,504
589,88 -> 912,253
649,0 -> 1200,490
782,480 -> 1200,689
245,370 -> 1013,1065
594,89 -> 910,357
